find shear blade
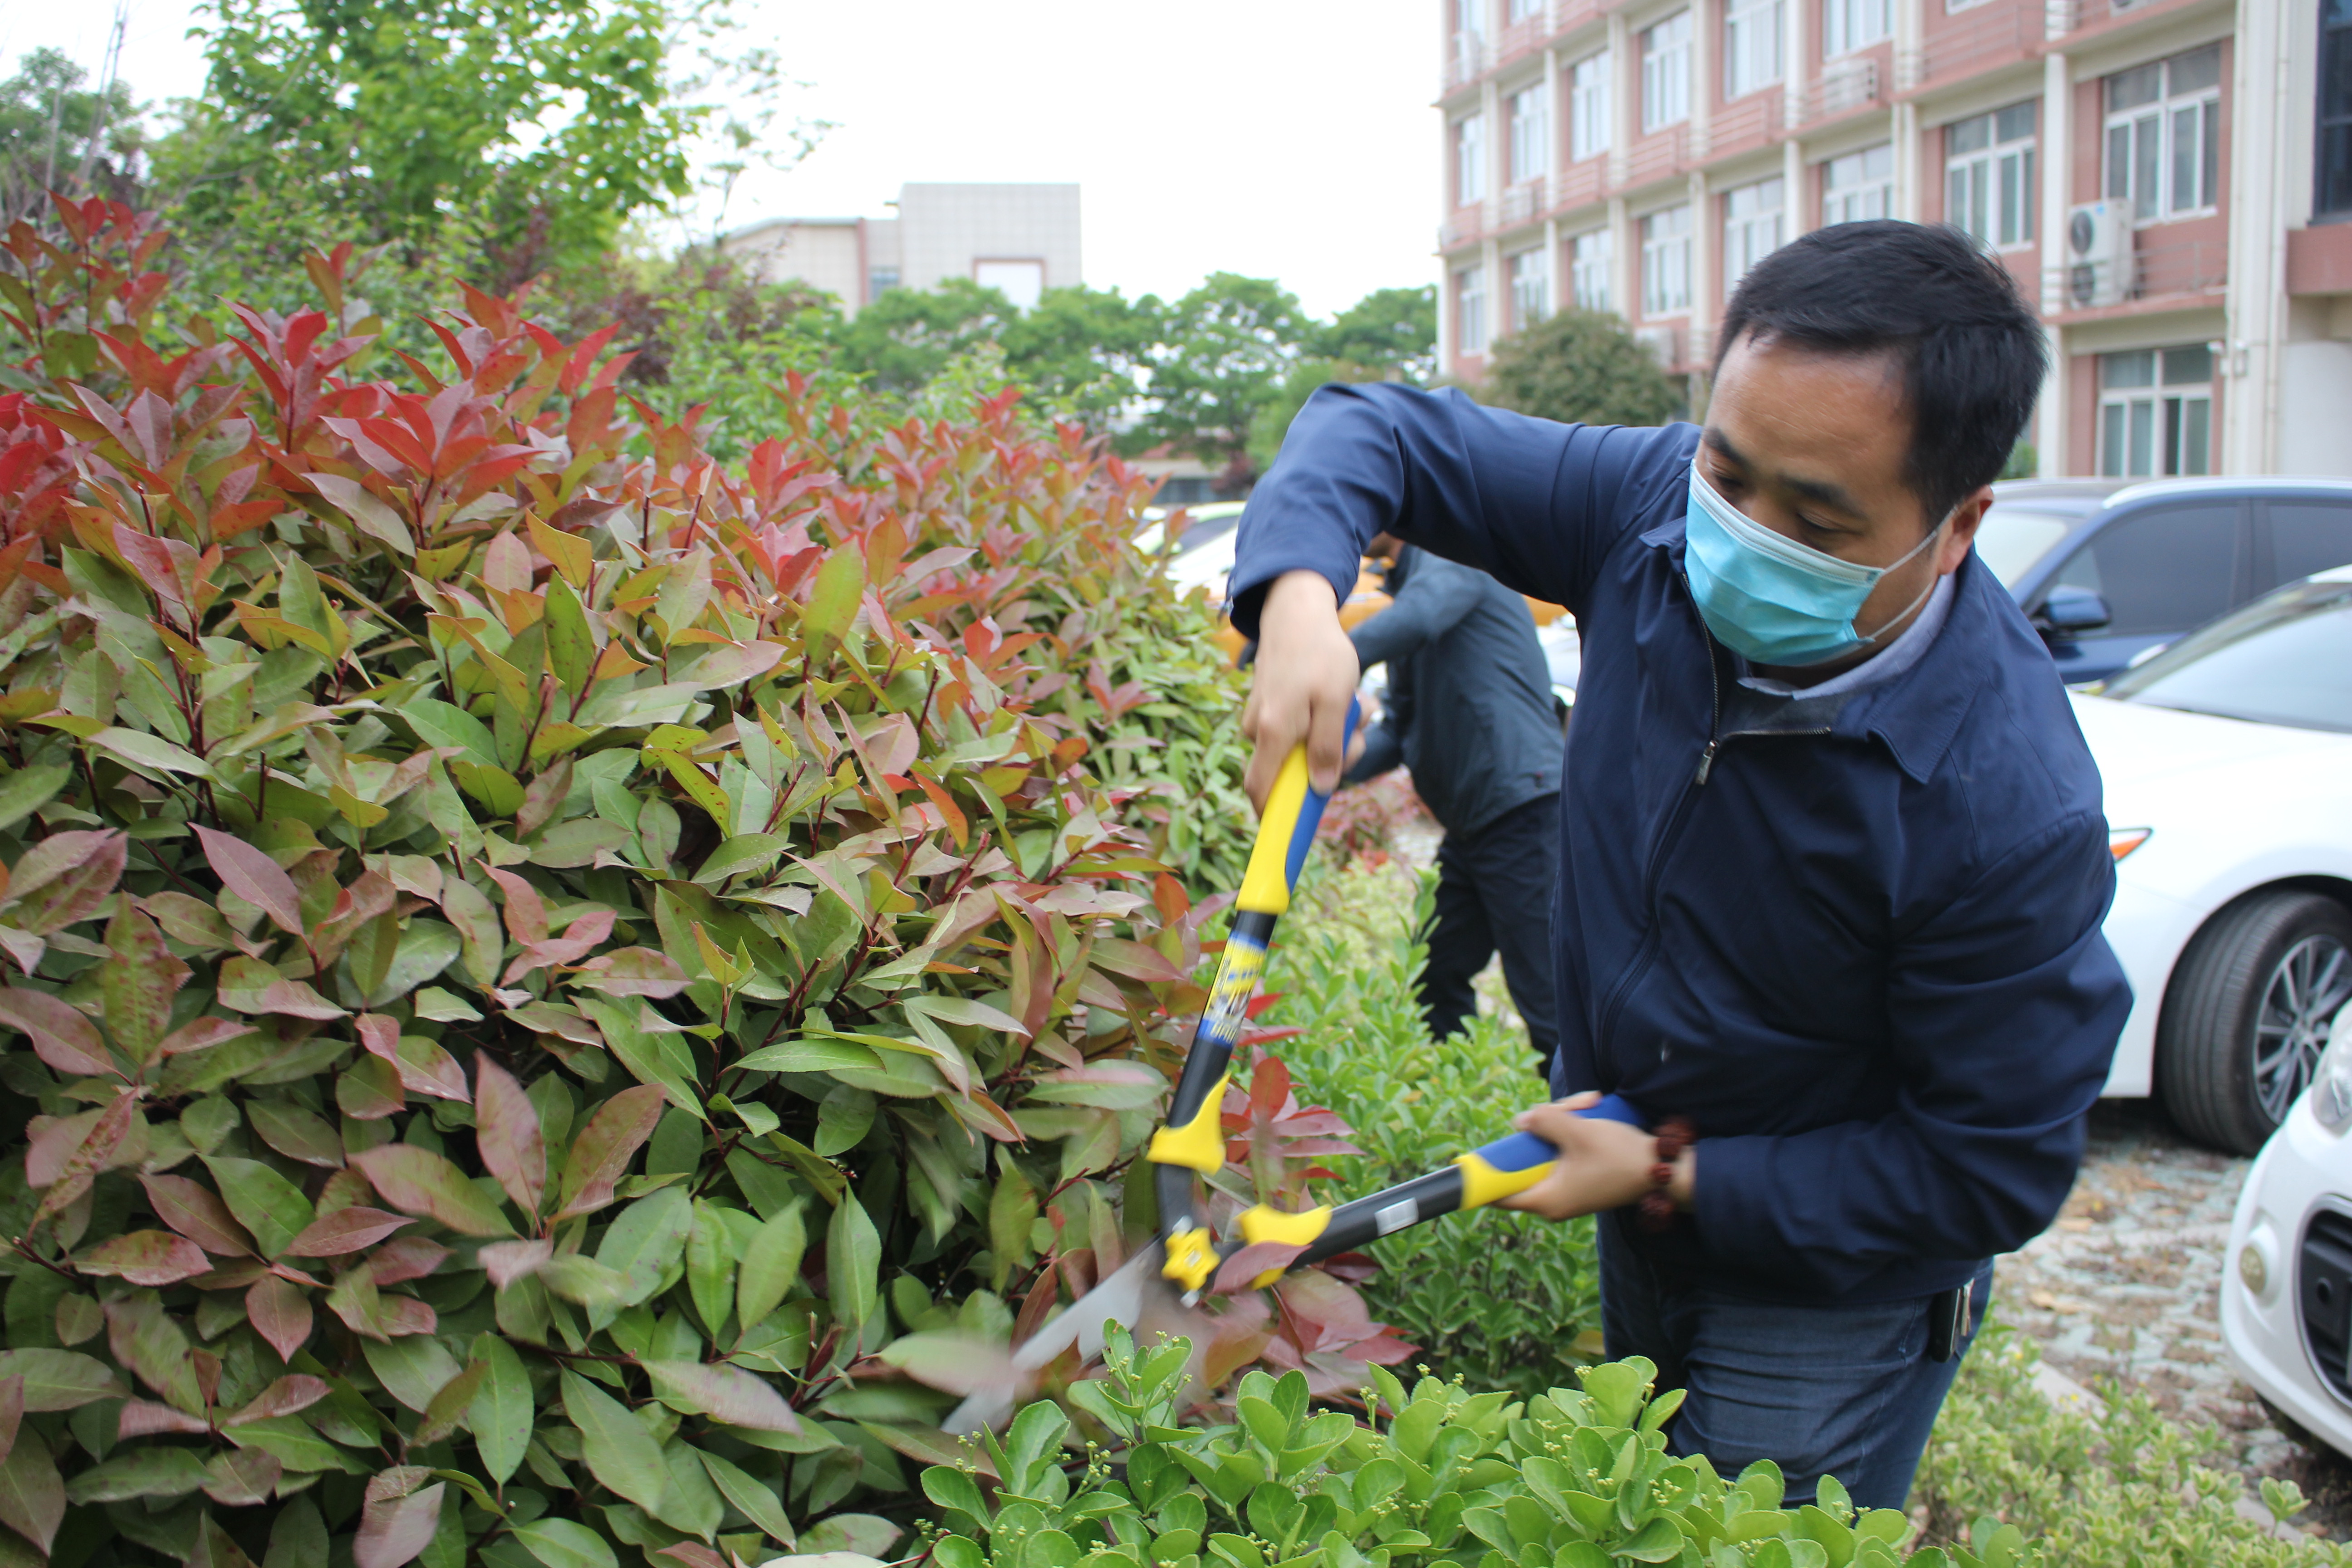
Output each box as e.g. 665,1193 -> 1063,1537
942,1243 -> 1169,1434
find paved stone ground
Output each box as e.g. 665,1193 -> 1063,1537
1994,1099 -> 2352,1538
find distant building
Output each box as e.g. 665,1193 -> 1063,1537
1435,0 -> 2352,478
721,183 -> 1083,317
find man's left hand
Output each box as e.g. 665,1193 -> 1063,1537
1496,1094 -> 1697,1221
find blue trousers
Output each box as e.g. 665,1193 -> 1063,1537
1598,1215 -> 1991,1510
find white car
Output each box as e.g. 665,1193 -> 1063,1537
2076,564 -> 2352,1154
2222,1013 -> 2352,1457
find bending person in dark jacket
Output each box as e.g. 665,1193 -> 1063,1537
1227,223 -> 2132,1510
1343,534 -> 1563,1077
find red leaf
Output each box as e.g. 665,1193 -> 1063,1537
354,1480 -> 444,1568
78,1230 -> 211,1286
281,1206 -> 412,1257
358,1014 -> 469,1102
350,1144 -> 516,1236
224,1374 -> 327,1425
1212,1240 -> 1306,1296
472,1054 -> 544,1218
553,1083 -> 664,1220
157,1017 -> 256,1055
193,826 -> 305,936
245,1274 -> 313,1361
116,1397 -> 210,1437
139,1174 -> 256,1256
0,987 -> 111,1077
485,867 -> 547,946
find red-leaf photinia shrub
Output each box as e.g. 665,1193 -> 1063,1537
0,196 -> 1406,1568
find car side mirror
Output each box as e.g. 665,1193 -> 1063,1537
2036,585 -> 2113,635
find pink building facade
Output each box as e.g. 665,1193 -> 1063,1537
1436,0 -> 2352,477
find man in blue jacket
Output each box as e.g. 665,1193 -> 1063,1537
1229,222 -> 2130,1508
1344,533 -> 1565,1076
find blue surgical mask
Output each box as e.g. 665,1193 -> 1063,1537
1683,459 -> 1949,668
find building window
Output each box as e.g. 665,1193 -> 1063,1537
1642,204 -> 1693,315
1946,103 -> 2036,247
1823,0 -> 1890,58
1822,143 -> 1893,225
2319,0 -> 2352,216
1454,113 -> 1488,207
2098,345 -> 2214,478
1454,0 -> 1487,69
1643,13 -> 1693,132
1570,229 -> 1615,311
1508,249 -> 1550,331
1725,0 -> 1785,98
1508,0 -> 1543,19
1509,85 -> 1551,185
866,268 -> 901,304
1722,177 -> 1784,297
1457,264 -> 1491,354
2104,44 -> 2222,221
1569,52 -> 1614,161
974,259 -> 1046,311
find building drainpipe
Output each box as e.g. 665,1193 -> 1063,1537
1546,42 -> 1563,316
2037,48 -> 2072,476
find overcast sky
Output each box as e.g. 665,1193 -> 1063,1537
5,0 -> 1442,320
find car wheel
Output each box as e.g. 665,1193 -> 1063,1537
2157,890 -> 2352,1155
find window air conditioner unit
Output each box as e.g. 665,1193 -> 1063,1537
1633,325 -> 1681,367
2066,201 -> 2133,309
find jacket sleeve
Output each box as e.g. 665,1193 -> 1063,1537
1689,810 -> 2132,1296
1229,382 -> 1671,638
1349,553 -> 1485,671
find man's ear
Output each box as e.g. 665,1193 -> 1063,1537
1938,486 -> 1995,574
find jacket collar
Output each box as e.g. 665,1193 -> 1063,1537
1640,518 -> 1998,785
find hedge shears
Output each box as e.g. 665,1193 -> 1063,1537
945,718 -> 1640,1433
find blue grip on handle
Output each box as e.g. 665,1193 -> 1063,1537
1468,1096 -> 1648,1172
1281,697 -> 1363,892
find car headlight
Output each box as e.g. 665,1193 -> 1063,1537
2108,827 -> 2151,862
2312,1007 -> 2352,1134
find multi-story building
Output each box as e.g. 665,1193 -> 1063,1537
721,183 -> 1083,317
1435,0 -> 2352,476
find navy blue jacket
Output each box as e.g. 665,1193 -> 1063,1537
1345,545 -> 1563,836
1232,384 -> 2131,1304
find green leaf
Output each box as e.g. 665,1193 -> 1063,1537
350,1143 -> 516,1236
642,1360 -> 799,1432
63,1444 -> 211,1503
511,1520 -> 615,1568
735,1202 -> 807,1334
0,1423 -> 64,1552
560,1371 -> 670,1518
596,1187 -> 693,1304
579,998 -> 704,1117
453,760 -> 524,817
88,726 -> 214,780
697,1448 -> 795,1546
827,1192 -> 880,1336
655,1437 -> 726,1537
361,1333 -> 464,1413
803,546 -> 866,649
543,577 -> 596,699
0,1350 -> 124,1411
200,1154 -> 317,1258
687,1199 -> 737,1334
0,765 -> 69,833
469,1334 -> 533,1486
402,699 -> 499,770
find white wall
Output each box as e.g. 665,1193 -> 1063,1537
897,184 -> 1083,297
2278,340 -> 2352,475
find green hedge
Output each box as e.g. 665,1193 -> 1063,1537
914,1324 -> 2032,1568
1264,862 -> 1600,1401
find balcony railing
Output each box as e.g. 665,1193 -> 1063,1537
1706,91 -> 1781,159
1551,158 -> 1607,214
1500,181 -> 1544,230
2134,237 -> 2229,297
1623,124 -> 1690,188
1439,202 -> 1492,252
1905,1 -> 2035,88
1795,58 -> 1881,126
1443,33 -> 1488,93
1493,13 -> 1551,74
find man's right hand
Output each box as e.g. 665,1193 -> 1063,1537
1240,570 -> 1361,811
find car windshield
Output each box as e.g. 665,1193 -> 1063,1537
1972,506 -> 2076,587
2102,573 -> 2352,733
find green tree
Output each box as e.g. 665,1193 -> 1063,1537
830,276 -> 1010,392
1246,284 -> 1439,473
1132,271 -> 1309,486
160,0 -> 786,282
1,48 -> 143,225
1309,284 -> 1436,380
1479,308 -> 1685,428
1000,283 -> 1163,429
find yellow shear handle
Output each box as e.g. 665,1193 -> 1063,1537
1235,746 -> 1314,916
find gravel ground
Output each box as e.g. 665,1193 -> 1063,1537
1995,1098 -> 2352,1538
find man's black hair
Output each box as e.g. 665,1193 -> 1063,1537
1714,221 -> 2045,524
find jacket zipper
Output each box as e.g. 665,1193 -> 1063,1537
1590,579 -> 1837,1061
